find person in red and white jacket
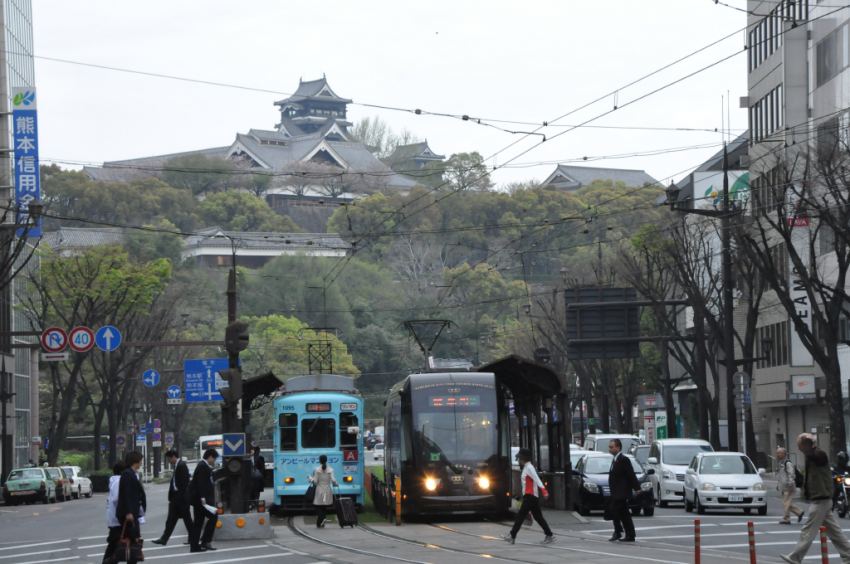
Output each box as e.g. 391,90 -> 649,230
502,448 -> 555,544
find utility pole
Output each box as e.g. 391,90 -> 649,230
666,144 -> 738,451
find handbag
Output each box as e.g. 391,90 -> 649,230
113,520 -> 144,562
304,483 -> 317,503
252,470 -> 263,479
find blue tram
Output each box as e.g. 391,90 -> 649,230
272,374 -> 364,511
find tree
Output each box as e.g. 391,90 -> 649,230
41,167 -> 199,231
161,154 -> 233,196
19,246 -> 172,465
123,220 -> 184,264
734,143 -> 850,458
349,116 -> 420,159
441,152 -> 492,192
195,191 -> 303,232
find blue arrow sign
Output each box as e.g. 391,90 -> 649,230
184,358 -> 238,403
222,433 -> 246,456
167,385 -> 182,399
95,326 -> 121,352
143,369 -> 160,387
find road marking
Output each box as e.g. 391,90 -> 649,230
517,540 -> 689,564
143,545 -> 274,560
589,523 -> 718,533
638,532 -> 756,540
193,554 -> 293,564
76,544 -> 104,549
17,558 -> 78,564
0,540 -> 70,552
709,541 -> 797,548
0,549 -> 69,560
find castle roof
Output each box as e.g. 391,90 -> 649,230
274,77 -> 352,107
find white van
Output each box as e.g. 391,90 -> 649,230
584,434 -> 642,453
646,439 -> 713,507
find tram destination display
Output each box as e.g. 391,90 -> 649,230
306,402 -> 331,412
429,395 -> 481,407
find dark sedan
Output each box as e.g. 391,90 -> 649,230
365,435 -> 383,450
571,453 -> 655,517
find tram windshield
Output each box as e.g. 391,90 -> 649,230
412,387 -> 497,465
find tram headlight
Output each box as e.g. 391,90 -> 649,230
425,478 -> 437,491
478,477 -> 490,489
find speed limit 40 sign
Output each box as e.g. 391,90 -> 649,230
69,327 -> 95,352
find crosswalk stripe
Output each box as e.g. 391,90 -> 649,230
0,549 -> 69,560
17,558 -> 78,564
0,540 -> 69,552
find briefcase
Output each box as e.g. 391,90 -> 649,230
305,484 -> 317,503
113,521 -> 144,562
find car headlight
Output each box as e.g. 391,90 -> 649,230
478,477 -> 490,489
641,482 -> 653,491
425,478 -> 437,491
701,483 -> 716,491
583,481 -> 599,493
662,469 -> 674,480
752,482 -> 765,491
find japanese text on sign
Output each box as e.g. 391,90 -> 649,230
11,88 -> 40,237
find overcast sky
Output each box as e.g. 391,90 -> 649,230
31,1 -> 750,188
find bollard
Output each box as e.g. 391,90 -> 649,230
395,476 -> 401,526
695,519 -> 700,564
747,521 -> 756,564
821,526 -> 829,564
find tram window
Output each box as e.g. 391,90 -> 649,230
340,413 -> 359,449
302,417 -> 336,449
279,414 -> 298,452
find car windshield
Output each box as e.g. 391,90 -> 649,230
8,469 -> 42,480
663,445 -> 713,465
583,455 -> 643,474
375,444 -> 384,450
63,468 -> 76,477
699,455 -> 757,475
46,469 -> 61,479
570,453 -> 585,467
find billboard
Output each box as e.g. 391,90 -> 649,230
693,171 -> 750,207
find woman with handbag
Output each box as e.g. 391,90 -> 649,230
113,451 -> 147,563
307,455 -> 338,528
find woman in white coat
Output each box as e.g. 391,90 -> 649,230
308,454 -> 338,528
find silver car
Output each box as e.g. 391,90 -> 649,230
683,452 -> 767,515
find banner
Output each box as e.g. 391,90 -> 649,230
788,215 -> 813,366
11,87 -> 40,237
655,411 -> 668,439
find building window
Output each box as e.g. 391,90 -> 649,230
750,85 -> 784,144
817,23 -> 849,87
749,1 -> 809,73
758,321 -> 790,369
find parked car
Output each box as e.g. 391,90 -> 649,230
570,452 -> 655,517
570,451 -> 587,469
365,436 -> 383,450
2,468 -> 56,505
628,444 -> 651,465
60,466 -> 93,499
684,452 -> 767,515
373,443 -> 385,460
646,439 -> 714,507
45,467 -> 72,502
584,434 -> 642,453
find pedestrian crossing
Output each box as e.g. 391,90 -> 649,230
0,535 -> 314,564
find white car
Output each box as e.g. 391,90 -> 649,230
584,434 -> 642,453
646,439 -> 713,506
61,466 -> 93,499
684,452 -> 767,515
374,443 -> 385,460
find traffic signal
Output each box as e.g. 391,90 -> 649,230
225,321 -> 250,355
217,368 -> 241,405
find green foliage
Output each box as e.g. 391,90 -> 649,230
195,191 -> 303,232
124,220 -> 184,265
161,154 -> 234,196
57,450 -> 94,471
240,314 -> 359,379
440,151 -> 493,192
41,166 -> 200,232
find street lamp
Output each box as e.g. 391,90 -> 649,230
523,303 -> 531,316
560,267 -> 568,285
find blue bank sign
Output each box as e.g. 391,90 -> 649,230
11,87 -> 40,237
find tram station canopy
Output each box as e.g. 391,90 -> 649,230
475,354 -> 566,398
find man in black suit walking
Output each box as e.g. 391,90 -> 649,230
608,439 -> 641,542
188,449 -> 219,553
152,450 -> 193,546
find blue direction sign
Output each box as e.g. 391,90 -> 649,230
184,358 -> 237,403
143,370 -> 160,387
167,386 -> 181,399
95,326 -> 121,352
222,433 -> 246,457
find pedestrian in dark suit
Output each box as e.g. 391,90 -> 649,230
151,450 -> 193,546
113,451 -> 146,564
188,449 -> 219,553
251,446 -> 266,504
608,439 -> 641,542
